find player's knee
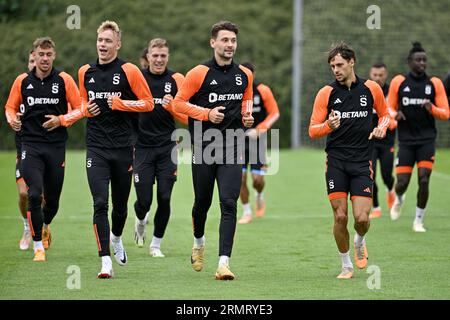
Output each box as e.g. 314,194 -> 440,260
334,208 -> 348,225
355,213 -> 369,226
220,198 -> 237,215
28,189 -> 42,207
93,197 -> 109,213
418,174 -> 430,189
19,190 -> 28,202
252,176 -> 264,190
135,198 -> 151,214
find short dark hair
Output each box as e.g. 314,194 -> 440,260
241,62 -> 254,73
371,62 -> 387,69
211,21 -> 238,39
327,41 -> 356,63
407,41 -> 426,61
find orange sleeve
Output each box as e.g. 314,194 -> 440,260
173,65 -> 210,121
58,72 -> 84,127
112,63 -> 155,112
78,64 -> 90,104
255,84 -> 280,131
430,77 -> 450,120
164,72 -> 188,125
5,73 -> 27,125
366,80 -> 390,132
387,75 -> 405,111
308,85 -> 333,138
239,65 -> 254,116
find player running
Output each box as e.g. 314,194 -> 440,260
309,42 -> 390,279
173,21 -> 254,280
368,62 -> 397,219
133,38 -> 187,257
237,62 -> 280,224
68,21 -> 155,278
16,50 -> 36,250
388,42 -> 449,232
5,37 -> 82,262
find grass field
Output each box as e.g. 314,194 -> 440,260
0,148 -> 449,300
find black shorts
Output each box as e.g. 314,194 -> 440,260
133,143 -> 177,184
396,142 -> 435,174
325,155 -> 374,200
242,136 -> 267,175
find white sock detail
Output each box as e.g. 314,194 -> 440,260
111,233 -> 121,243
23,217 -> 30,231
33,241 -> 44,252
102,255 -> 112,266
138,218 -> 147,226
396,193 -> 405,204
243,203 -> 252,216
415,207 -> 426,223
194,236 -> 205,248
256,191 -> 264,201
339,251 -> 353,268
354,233 -> 365,247
150,236 -> 162,249
219,255 -> 229,267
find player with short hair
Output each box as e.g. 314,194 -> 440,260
309,42 -> 390,279
237,62 -> 280,224
133,37 -> 187,257
5,37 -> 83,262
174,21 -> 254,280
75,21 -> 155,278
368,62 -> 397,219
389,42 -> 449,232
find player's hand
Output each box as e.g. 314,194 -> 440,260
11,112 -> 22,132
395,110 -> 406,121
162,94 -> 173,108
369,127 -> 386,140
421,99 -> 432,112
42,115 -> 61,131
243,112 -> 254,128
208,106 -> 226,124
327,109 -> 340,130
246,128 -> 259,140
87,100 -> 101,116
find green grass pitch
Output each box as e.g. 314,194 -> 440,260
0,148 -> 449,299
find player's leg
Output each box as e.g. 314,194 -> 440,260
238,136 -> 252,224
391,144 -> 414,220
370,147 -> 381,219
190,160 -> 215,271
21,144 -> 45,261
326,156 -> 353,278
16,148 -> 31,250
253,136 -> 267,217
41,145 -> 66,250
380,146 -> 396,209
110,147 -> 133,266
238,169 -> 252,224
86,148 -> 113,278
133,147 -> 155,247
215,162 -> 242,280
349,160 -> 373,270
150,144 -> 177,257
413,142 -> 435,232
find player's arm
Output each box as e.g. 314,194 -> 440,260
5,74 -> 27,131
111,63 -> 155,112
366,80 -> 390,139
56,72 -> 84,127
256,84 -> 280,132
426,77 -> 449,120
163,72 -> 188,125
173,65 -> 210,121
388,75 -> 406,120
239,65 -> 254,128
308,86 -> 333,138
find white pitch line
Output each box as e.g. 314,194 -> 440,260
433,171 -> 450,181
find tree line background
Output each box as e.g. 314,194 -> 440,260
0,0 -> 449,149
